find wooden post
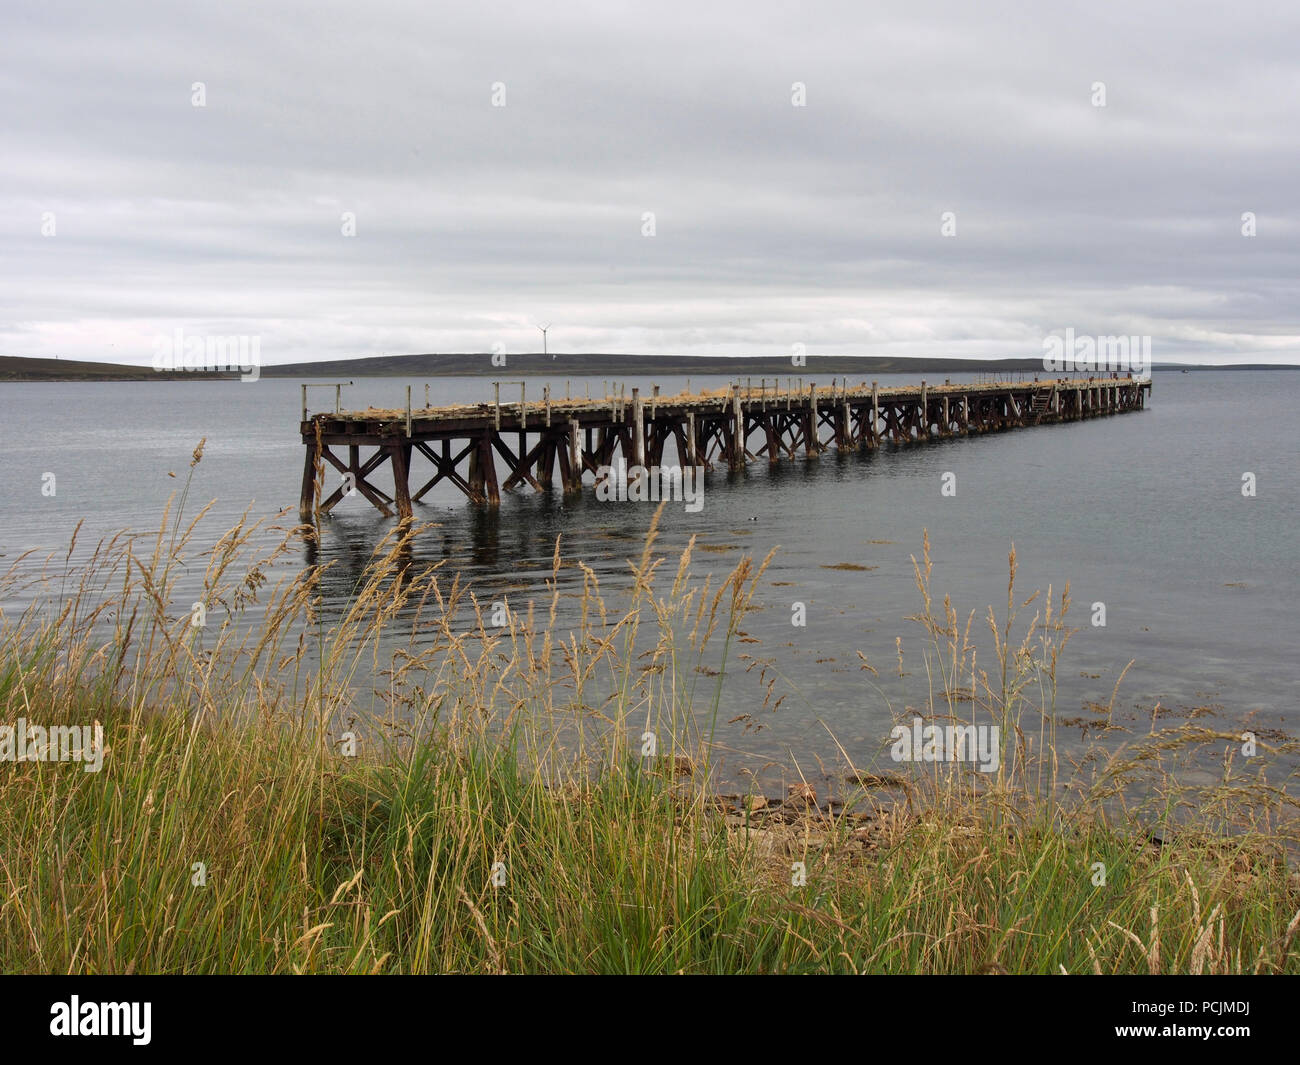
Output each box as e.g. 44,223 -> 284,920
687,411 -> 697,467
730,386 -> 745,470
806,382 -> 818,456
537,438 -> 554,489
632,388 -> 645,467
298,436 -> 318,523
568,418 -> 581,492
405,386 -> 412,436
390,440 -> 412,520
481,432 -> 499,504
519,383 -> 527,470
468,433 -> 483,502
920,380 -> 928,437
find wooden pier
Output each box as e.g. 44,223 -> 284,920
298,375 -> 1151,520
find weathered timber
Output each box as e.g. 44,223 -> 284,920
298,375 -> 1151,520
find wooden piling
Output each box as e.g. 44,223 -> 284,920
567,418 -> 582,492
632,388 -> 645,467
298,434 -> 318,522
518,382 -> 526,473
730,386 -> 745,471
390,440 -> 412,520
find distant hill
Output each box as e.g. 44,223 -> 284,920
1,352 -> 1296,382
0,355 -> 234,381
256,352 -> 1055,379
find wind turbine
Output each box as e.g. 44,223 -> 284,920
538,323 -> 551,358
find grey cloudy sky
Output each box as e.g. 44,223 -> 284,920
3,0 -> 1297,366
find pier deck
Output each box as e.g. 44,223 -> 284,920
298,375 -> 1150,520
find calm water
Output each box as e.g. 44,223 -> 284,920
1,371 -> 1296,790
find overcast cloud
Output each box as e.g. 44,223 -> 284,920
2,0 -> 1297,366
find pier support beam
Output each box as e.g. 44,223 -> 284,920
389,441 -> 413,521
730,388 -> 745,471
805,383 -> 819,457
632,389 -> 645,467
566,419 -> 582,493
299,434 -> 319,523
